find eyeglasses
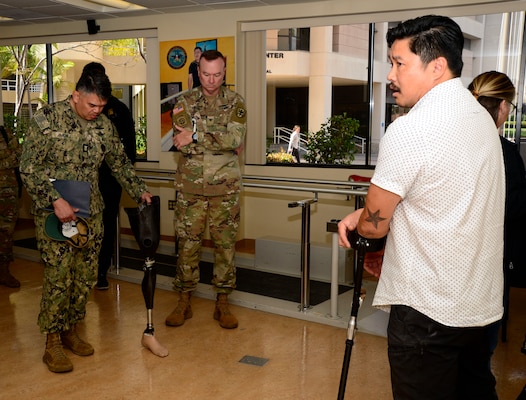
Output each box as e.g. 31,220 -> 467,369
508,101 -> 517,115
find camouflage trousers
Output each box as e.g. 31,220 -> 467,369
34,212 -> 103,334
173,191 -> 240,294
0,187 -> 18,264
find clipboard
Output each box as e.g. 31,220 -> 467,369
43,180 -> 91,218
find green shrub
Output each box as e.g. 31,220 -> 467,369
135,115 -> 147,158
304,113 -> 360,165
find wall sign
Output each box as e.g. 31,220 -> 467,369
167,46 -> 187,69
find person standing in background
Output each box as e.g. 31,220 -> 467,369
468,71 -> 526,357
287,125 -> 301,163
0,125 -> 21,288
82,62 -> 137,290
20,69 -> 152,373
166,50 -> 246,330
338,15 -> 504,399
188,46 -> 202,90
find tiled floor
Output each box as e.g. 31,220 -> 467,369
2,254 -> 526,399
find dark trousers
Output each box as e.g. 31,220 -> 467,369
292,147 -> 300,163
388,305 -> 498,400
98,177 -> 122,279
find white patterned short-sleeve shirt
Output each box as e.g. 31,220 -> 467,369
371,78 -> 505,327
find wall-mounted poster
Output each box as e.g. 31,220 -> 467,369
160,36 -> 235,152
196,39 -> 217,52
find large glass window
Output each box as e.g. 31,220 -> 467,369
0,39 -> 147,158
263,13 -> 526,168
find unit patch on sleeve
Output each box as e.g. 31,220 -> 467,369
173,103 -> 192,129
231,102 -> 247,124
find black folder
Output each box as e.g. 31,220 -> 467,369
43,180 -> 91,218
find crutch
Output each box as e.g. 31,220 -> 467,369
125,195 -> 168,357
337,229 -> 386,400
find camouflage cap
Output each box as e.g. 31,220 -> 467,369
44,213 -> 90,248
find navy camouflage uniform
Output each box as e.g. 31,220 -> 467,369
172,85 -> 246,294
20,96 -> 148,334
0,126 -> 21,284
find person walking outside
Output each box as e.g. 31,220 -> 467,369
338,15 -> 504,399
287,125 -> 301,163
166,50 -> 246,330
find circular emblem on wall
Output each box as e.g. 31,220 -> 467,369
167,46 -> 187,69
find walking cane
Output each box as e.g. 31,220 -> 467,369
337,229 -> 386,400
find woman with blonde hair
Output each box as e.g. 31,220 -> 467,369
469,71 -> 526,355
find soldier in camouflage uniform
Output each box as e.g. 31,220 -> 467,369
0,125 -> 21,288
20,70 -> 152,373
165,50 -> 246,330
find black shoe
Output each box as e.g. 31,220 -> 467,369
95,278 -> 109,290
521,339 -> 526,355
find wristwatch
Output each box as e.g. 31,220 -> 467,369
192,132 -> 198,143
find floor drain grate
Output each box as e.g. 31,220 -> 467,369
239,355 -> 269,367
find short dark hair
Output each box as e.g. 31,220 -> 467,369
199,50 -> 226,67
387,15 -> 464,77
194,46 -> 203,52
83,61 -> 106,74
76,70 -> 112,100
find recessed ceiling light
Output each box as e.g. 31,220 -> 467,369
53,0 -> 145,12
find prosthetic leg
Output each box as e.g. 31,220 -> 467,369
337,230 -> 386,400
124,196 -> 168,357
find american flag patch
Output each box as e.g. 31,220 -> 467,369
173,105 -> 184,115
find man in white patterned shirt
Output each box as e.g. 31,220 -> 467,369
338,15 -> 504,400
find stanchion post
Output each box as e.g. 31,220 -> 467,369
301,202 -> 311,311
289,197 -> 318,312
326,219 -> 340,318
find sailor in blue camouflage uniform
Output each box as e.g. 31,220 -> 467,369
0,125 -> 21,288
20,70 -> 152,373
165,50 -> 246,330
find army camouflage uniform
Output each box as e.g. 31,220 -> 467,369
172,85 -> 246,294
0,126 -> 21,287
20,96 -> 148,334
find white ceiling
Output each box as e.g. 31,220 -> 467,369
0,0 -> 324,27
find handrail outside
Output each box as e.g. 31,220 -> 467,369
272,127 -> 307,152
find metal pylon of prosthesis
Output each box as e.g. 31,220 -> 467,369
143,257 -> 156,336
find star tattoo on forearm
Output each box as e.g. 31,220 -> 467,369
365,207 -> 386,229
